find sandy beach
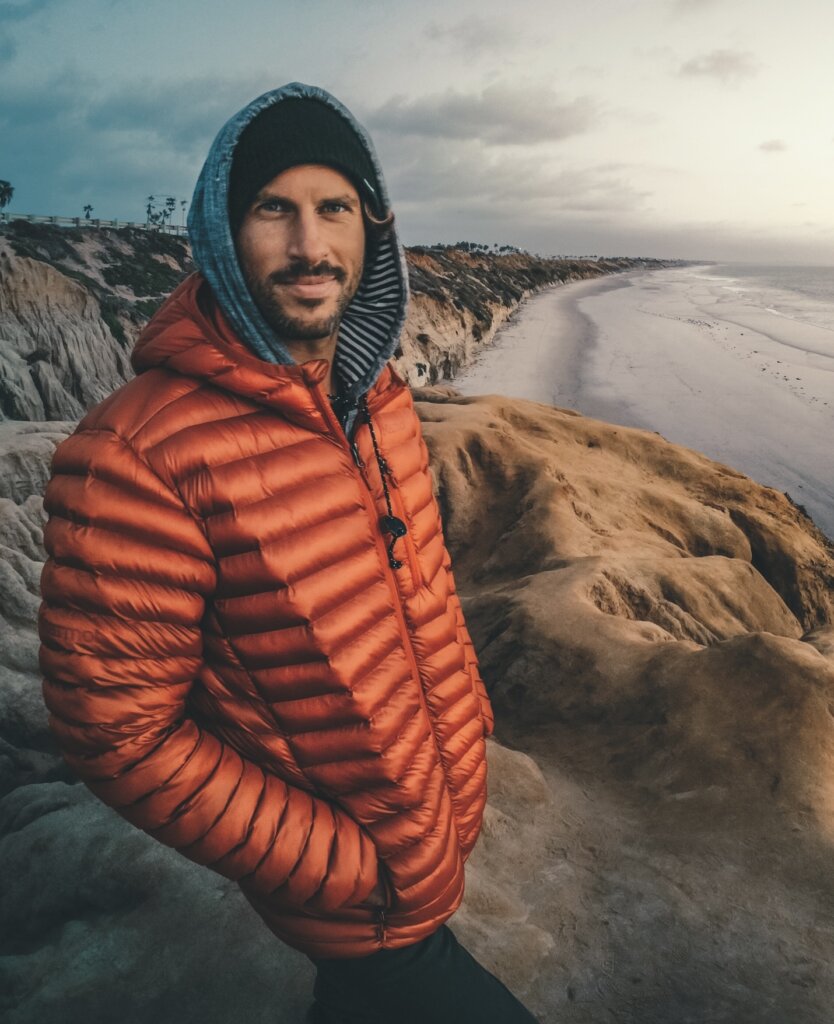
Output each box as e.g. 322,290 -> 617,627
448,265 -> 834,541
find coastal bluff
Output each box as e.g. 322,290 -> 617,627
0,219 -> 676,420
1,223 -> 833,1023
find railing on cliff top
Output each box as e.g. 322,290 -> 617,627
0,212 -> 188,236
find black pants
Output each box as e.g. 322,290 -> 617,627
307,924 -> 540,1024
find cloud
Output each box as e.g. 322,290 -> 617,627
400,201 -> 834,265
1,66 -> 645,253
424,16 -> 520,57
0,0 -> 57,22
678,49 -> 761,85
85,76 -> 266,151
0,67 -> 93,129
367,83 -> 599,147
373,129 -> 651,224
0,71 -> 273,218
0,0 -> 59,61
759,139 -> 787,153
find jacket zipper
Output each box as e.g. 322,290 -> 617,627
309,382 -> 449,930
372,861 -> 393,942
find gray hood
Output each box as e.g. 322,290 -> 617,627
187,81 -> 409,408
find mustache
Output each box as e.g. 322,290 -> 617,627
269,260 -> 347,284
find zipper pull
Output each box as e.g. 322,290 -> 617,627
350,439 -> 365,469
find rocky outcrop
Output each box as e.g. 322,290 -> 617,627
417,388 -> 834,1023
0,421 -> 75,799
0,251 -> 129,420
0,222 -> 193,422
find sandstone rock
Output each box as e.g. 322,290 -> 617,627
0,782 -> 312,1024
416,390 -> 834,1022
0,422 -> 74,796
0,420 -> 74,503
0,250 -> 131,420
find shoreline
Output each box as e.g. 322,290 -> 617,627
449,264 -> 834,541
443,268 -> 654,413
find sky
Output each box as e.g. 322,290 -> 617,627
2,0 -> 834,264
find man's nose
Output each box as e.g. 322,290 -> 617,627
287,210 -> 328,265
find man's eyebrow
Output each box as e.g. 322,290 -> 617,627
322,194 -> 359,207
252,190 -> 293,207
253,191 -> 358,207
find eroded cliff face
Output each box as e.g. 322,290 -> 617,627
0,222 -> 829,1024
400,249 -> 665,387
0,221 -> 193,421
0,251 -> 131,420
0,220 -> 674,418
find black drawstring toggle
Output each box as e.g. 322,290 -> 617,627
380,514 -> 407,538
358,394 -> 409,572
380,514 -> 407,569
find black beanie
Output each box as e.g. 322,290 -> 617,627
228,98 -> 382,233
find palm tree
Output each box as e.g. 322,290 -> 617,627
83,204 -> 93,220
0,180 -> 14,210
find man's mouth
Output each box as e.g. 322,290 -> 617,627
269,263 -> 346,301
271,262 -> 345,283
282,276 -> 338,300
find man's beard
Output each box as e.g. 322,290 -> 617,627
249,258 -> 363,341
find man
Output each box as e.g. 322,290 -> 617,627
38,82 -> 538,1023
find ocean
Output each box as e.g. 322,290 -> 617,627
693,262 -> 834,333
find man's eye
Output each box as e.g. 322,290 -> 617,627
321,201 -> 350,214
259,199 -> 287,212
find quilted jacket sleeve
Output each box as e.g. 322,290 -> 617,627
38,427 -> 382,913
441,544 -> 495,737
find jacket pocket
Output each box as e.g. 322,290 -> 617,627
354,857 -> 394,911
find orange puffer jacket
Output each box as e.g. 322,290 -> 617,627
38,273 -> 494,959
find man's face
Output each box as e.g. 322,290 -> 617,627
234,163 -> 366,343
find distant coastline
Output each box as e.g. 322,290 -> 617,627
451,263 -> 834,542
